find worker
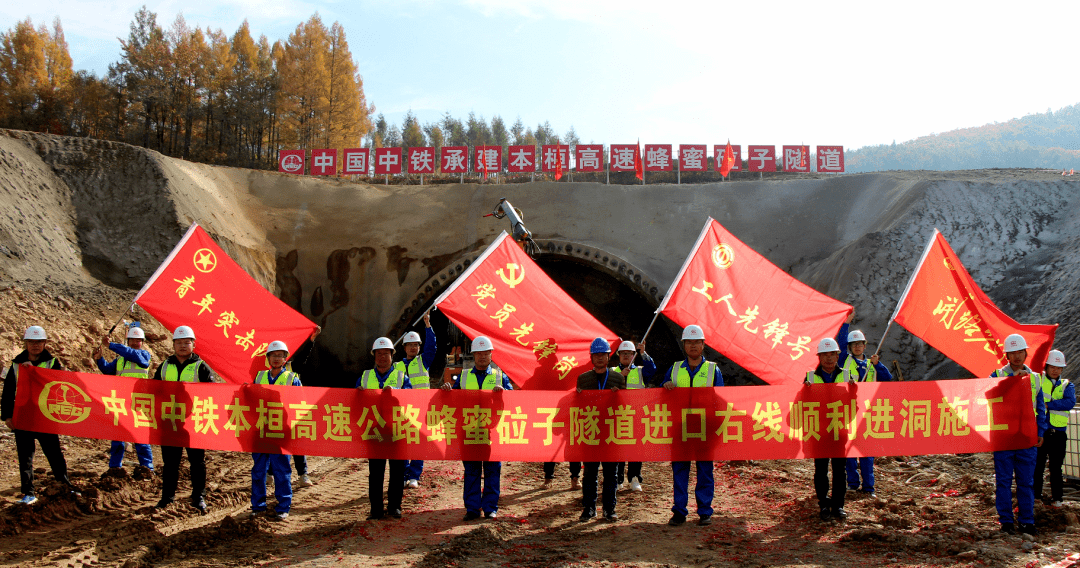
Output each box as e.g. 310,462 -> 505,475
836,323 -> 892,497
285,326 -> 321,488
577,338 -> 626,522
989,334 -> 1047,535
95,324 -> 154,474
249,340 -> 303,521
542,461 -> 581,489
613,340 -> 655,492
660,324 -> 724,526
400,312 -> 436,489
441,336 -> 513,520
1034,349 -> 1072,508
153,325 -> 216,513
1,326 -> 78,505
357,336 -> 410,520
806,337 -> 856,521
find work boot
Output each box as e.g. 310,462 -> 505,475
668,513 -> 686,526
155,497 -> 174,509
295,474 -> 314,488
191,497 -> 207,514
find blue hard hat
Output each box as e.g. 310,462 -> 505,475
590,337 -> 611,354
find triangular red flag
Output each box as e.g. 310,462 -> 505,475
477,145 -> 487,179
634,139 -> 644,181
720,140 -> 735,177
554,140 -> 563,181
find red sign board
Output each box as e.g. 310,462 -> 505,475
540,145 -> 569,172
408,147 -> 436,174
374,147 -> 402,175
609,144 -> 638,172
475,146 -> 502,173
679,144 -> 707,172
713,144 -> 741,172
311,149 -> 337,176
440,146 -> 469,174
747,145 -> 776,172
816,146 -> 845,173
575,144 -> 604,172
278,150 -> 305,174
507,145 -> 535,173
782,145 -> 810,173
342,148 -> 369,175
643,144 -> 673,172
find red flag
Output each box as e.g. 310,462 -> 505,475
433,232 -> 617,390
634,139 -> 644,180
134,224 -> 317,384
477,145 -> 487,179
657,218 -> 852,386
554,140 -> 563,181
720,140 -> 736,177
890,230 -> 1057,376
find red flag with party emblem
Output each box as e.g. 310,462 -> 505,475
889,229 -> 1057,376
720,141 -> 736,177
433,232 -> 617,390
657,218 -> 853,386
133,224 -> 317,384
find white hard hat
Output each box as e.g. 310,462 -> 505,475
172,326 -> 196,340
403,331 -> 422,344
817,338 -> 840,354
1004,334 -> 1028,352
471,336 -> 494,352
682,325 -> 705,341
126,327 -> 145,340
267,340 -> 289,356
847,330 -> 866,343
23,325 -> 47,340
371,337 -> 395,354
1047,350 -> 1067,368
617,341 -> 636,353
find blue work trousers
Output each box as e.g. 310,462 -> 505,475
671,461 -> 714,517
994,447 -> 1036,525
251,453 -> 292,514
462,461 -> 501,515
109,441 -> 154,469
845,457 -> 874,491
404,460 -> 424,481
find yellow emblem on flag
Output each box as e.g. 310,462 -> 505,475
712,243 -> 735,269
37,381 -> 91,424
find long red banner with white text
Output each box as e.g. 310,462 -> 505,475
14,367 -> 1035,461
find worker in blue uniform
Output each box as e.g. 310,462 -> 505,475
613,340 -> 656,492
1034,350 -> 1074,507
95,324 -> 154,474
835,320 -> 892,496
250,340 -> 302,521
400,311 -> 436,489
660,325 -> 724,527
441,336 -> 513,520
806,337 -> 856,521
357,336 -> 411,520
989,333 -> 1047,535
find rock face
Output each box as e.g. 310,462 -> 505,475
2,129 -> 1078,384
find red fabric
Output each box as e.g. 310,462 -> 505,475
434,232 -> 616,390
15,366 -> 1037,460
720,142 -> 736,177
277,150 -> 305,174
477,145 -> 487,179
892,231 -> 1057,375
134,225 -> 317,384
554,142 -> 563,181
634,140 -> 644,180
658,218 -> 852,385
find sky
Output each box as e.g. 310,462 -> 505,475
5,0 -> 1078,151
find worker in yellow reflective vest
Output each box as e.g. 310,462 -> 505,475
661,325 -> 724,527
152,325 -> 216,513
806,337 -> 856,522
441,336 -> 513,520
250,340 -> 303,521
1034,350 -> 1073,508
1,325 -> 77,506
399,311 -> 436,489
614,340 -> 655,492
835,319 -> 893,497
95,324 -> 154,474
357,337 -> 411,520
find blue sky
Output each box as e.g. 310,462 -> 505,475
5,0 -> 1078,150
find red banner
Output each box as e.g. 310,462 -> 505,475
679,144 -> 708,172
658,218 -> 852,386
891,230 -> 1057,376
134,225 -> 318,384
342,148 -> 369,175
816,145 -> 845,173
575,144 -> 604,172
433,232 -> 616,390
374,147 -> 402,174
475,145 -> 501,176
541,145 -> 569,173
507,145 -> 535,173
610,144 -> 637,172
278,150 -> 305,174
14,367 -> 1037,461
644,144 -> 673,171
747,145 -> 776,172
310,149 -> 337,176
782,145 -> 810,173
440,146 -> 468,174
408,147 -> 436,174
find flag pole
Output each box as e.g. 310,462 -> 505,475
640,312 -> 662,343
874,228 -> 940,357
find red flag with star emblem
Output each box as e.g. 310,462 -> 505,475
720,141 -> 736,177
889,229 -> 1057,376
133,224 -> 317,384
433,232 -> 617,390
657,218 -> 853,386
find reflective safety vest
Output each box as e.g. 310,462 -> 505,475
12,358 -> 60,381
396,357 -> 430,389
842,357 -> 875,382
162,360 -> 204,382
360,368 -> 405,390
615,365 -> 646,389
806,368 -> 856,384
668,361 -> 717,387
1041,375 -> 1070,428
992,366 -> 1042,412
462,367 -> 504,390
255,369 -> 300,386
116,355 -> 150,379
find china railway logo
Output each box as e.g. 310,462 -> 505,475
193,249 -> 217,273
712,243 -> 735,269
37,381 -> 91,424
280,153 -> 304,173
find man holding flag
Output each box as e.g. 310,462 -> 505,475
95,324 -> 155,475
399,312 -> 436,489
